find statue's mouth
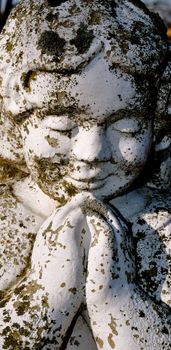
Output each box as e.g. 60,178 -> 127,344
65,175 -> 109,190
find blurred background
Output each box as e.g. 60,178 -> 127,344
143,0 -> 171,38
0,0 -> 19,31
0,0 -> 171,37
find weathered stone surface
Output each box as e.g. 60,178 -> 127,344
0,0 -> 170,349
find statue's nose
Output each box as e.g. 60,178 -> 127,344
71,126 -> 111,162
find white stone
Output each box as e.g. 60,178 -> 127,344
0,0 -> 170,349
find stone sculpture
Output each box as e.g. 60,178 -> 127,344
0,0 -> 170,349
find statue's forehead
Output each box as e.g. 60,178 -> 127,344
19,65 -> 148,122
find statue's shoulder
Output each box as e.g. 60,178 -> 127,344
110,187 -> 171,307
131,186 -> 171,224
0,182 -> 42,294
131,186 -> 171,239
131,187 -> 171,307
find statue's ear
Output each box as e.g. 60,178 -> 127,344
149,50 -> 171,190
154,47 -> 171,144
1,68 -> 34,116
0,104 -> 28,182
0,65 -> 31,182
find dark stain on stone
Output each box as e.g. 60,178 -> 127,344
38,30 -> 66,57
21,70 -> 37,92
88,10 -> 102,25
70,23 -> 94,54
162,326 -> 169,335
46,12 -> 59,23
48,0 -> 68,6
139,310 -> 145,318
137,218 -> 146,226
110,0 -> 117,17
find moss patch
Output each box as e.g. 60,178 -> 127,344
70,23 -> 94,54
38,30 -> 66,57
88,11 -> 102,25
46,12 -> 59,23
21,71 -> 37,92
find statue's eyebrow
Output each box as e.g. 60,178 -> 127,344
47,106 -> 79,115
40,105 -> 80,116
22,67 -> 83,81
23,52 -> 96,80
12,106 -> 78,124
21,70 -> 61,88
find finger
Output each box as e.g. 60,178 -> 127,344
30,207 -> 88,347
85,212 -> 138,350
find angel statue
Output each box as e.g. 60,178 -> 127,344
0,0 -> 170,349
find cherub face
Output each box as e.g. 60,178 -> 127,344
20,56 -> 152,203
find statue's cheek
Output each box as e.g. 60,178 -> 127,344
107,129 -> 152,167
22,124 -> 71,161
118,134 -> 151,164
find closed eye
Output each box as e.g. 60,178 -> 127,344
111,118 -> 142,134
50,129 -> 72,137
42,115 -> 76,132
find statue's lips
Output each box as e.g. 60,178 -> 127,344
65,174 -> 112,190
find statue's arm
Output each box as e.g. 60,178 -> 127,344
131,192 -> 171,306
86,207 -> 171,350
